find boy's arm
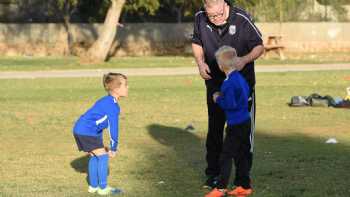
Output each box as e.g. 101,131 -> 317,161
108,115 -> 119,152
107,106 -> 119,152
215,87 -> 237,110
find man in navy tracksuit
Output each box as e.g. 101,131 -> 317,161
191,0 -> 264,187
205,46 -> 253,197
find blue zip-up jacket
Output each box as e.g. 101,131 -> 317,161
73,95 -> 120,151
216,71 -> 250,126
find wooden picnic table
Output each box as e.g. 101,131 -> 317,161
264,35 -> 286,60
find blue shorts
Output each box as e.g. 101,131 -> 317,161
73,134 -> 104,152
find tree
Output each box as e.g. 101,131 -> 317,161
317,0 -> 331,20
84,0 -> 126,63
317,0 -> 349,21
122,0 -> 160,22
49,0 -> 79,55
237,0 -> 315,22
86,0 -> 162,62
234,0 -> 257,17
50,0 -> 160,62
72,0 -> 111,22
124,0 -> 160,15
157,0 -> 201,23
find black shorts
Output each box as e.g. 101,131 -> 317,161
73,134 -> 104,152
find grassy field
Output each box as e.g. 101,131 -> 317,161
0,51 -> 349,71
0,71 -> 350,197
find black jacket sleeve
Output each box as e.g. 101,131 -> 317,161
192,12 -> 203,46
243,18 -> 263,51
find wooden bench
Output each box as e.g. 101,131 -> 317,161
264,35 -> 286,60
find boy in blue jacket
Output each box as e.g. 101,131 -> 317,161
73,73 -> 128,195
205,46 -> 253,197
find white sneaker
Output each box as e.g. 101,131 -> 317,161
88,186 -> 99,193
97,186 -> 122,195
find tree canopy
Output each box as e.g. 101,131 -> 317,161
2,0 -> 349,22
59,0 -> 350,22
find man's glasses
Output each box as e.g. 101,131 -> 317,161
206,4 -> 225,20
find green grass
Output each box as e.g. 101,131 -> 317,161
0,71 -> 350,197
0,56 -> 194,71
0,51 -> 349,71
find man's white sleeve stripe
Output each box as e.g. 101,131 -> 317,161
236,13 -> 262,39
195,11 -> 205,17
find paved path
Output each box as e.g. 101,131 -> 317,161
0,63 -> 349,79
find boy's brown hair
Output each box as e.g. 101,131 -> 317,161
102,73 -> 127,92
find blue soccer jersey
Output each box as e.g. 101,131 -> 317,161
216,71 -> 251,126
73,95 -> 120,151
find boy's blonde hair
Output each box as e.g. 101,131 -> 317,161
103,73 -> 127,92
215,45 -> 238,70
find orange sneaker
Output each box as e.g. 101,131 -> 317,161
205,188 -> 226,197
227,186 -> 253,196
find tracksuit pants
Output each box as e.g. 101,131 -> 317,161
217,120 -> 252,189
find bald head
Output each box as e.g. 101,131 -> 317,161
204,0 -> 224,8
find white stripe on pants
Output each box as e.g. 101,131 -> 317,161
250,92 -> 255,153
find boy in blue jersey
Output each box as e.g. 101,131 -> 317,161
205,46 -> 253,197
73,73 -> 128,195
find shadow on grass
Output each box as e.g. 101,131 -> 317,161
251,130 -> 350,197
70,155 -> 89,173
147,123 -> 204,174
70,155 -> 90,184
70,154 -> 111,185
145,124 -> 350,197
145,123 -> 206,196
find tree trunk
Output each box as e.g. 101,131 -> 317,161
172,6 -> 183,23
50,0 -> 74,56
84,0 -> 125,63
62,15 -> 74,55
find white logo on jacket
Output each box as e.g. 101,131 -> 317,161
229,25 -> 236,35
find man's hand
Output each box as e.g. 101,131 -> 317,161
198,62 -> 212,80
213,92 -> 222,103
235,45 -> 264,70
108,151 -> 116,158
235,57 -> 248,71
